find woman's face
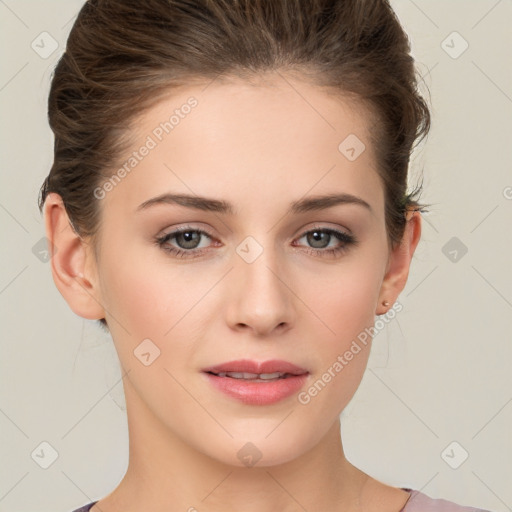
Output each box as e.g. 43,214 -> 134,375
91,74 -> 392,467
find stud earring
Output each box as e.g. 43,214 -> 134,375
382,300 -> 390,307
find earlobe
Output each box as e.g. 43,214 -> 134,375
43,192 -> 105,320
376,209 -> 422,315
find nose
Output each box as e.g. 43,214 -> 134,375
225,244 -> 296,337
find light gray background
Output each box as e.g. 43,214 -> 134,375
1,1 -> 511,511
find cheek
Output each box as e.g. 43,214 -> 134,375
296,276 -> 375,428
301,255 -> 384,345
97,249 -> 202,390
98,240 -> 206,337
295,252 -> 383,408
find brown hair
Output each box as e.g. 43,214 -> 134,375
38,0 -> 431,328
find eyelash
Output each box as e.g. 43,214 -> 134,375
154,225 -> 358,259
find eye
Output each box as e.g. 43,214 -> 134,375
155,226 -> 215,259
154,225 -> 358,259
293,227 -> 357,258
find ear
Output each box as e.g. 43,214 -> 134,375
43,192 -> 106,320
376,208 -> 422,315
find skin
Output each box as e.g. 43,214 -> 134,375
44,72 -> 421,512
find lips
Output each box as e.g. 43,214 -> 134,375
202,359 -> 308,378
202,359 -> 309,405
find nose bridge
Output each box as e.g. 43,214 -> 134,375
228,234 -> 295,334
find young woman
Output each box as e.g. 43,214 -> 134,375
39,0 -> 493,511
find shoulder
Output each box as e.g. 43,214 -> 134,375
402,490 -> 493,512
69,501 -> 97,512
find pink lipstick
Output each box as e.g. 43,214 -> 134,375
202,359 -> 309,405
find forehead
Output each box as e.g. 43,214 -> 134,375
101,73 -> 384,219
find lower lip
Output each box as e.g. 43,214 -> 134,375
204,372 -> 309,405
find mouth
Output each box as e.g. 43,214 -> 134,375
202,359 -> 309,405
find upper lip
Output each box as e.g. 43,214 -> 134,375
202,359 -> 309,375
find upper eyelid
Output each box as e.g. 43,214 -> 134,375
161,225 -> 215,240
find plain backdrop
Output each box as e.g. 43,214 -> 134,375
1,1 -> 511,511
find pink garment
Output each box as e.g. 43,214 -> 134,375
400,488 -> 492,511
71,489 -> 493,511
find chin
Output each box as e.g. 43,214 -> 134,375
200,425 -> 321,469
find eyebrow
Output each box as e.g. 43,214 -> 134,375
136,192 -> 372,215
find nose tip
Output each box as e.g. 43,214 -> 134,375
227,256 -> 295,337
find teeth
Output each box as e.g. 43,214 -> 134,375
216,371 -> 286,380
258,372 -> 284,380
